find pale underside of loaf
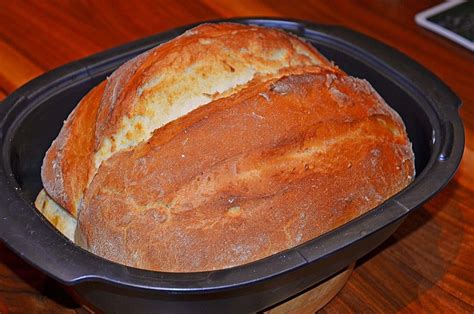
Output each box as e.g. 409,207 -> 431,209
40,23 -> 332,218
76,68 -> 415,272
34,189 -> 76,241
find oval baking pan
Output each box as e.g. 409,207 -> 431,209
0,18 -> 464,313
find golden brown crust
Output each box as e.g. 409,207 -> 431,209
41,81 -> 106,215
40,23 -> 331,217
77,68 -> 414,272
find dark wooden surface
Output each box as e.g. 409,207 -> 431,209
0,1 -> 473,313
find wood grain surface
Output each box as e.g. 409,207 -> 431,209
0,0 -> 473,313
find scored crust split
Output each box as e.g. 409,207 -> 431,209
36,23 -> 414,271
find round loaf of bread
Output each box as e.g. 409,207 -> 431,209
38,23 -> 415,272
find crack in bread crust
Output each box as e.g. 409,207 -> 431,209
92,23 -> 331,179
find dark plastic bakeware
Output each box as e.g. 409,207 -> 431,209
0,18 -> 464,313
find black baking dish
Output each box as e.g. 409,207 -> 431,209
0,18 -> 464,313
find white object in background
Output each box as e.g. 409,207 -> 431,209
415,0 -> 473,51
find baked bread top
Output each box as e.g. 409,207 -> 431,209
41,23 -> 331,217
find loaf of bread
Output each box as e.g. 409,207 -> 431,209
36,23 -> 415,272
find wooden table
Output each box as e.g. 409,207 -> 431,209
0,1 -> 472,312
